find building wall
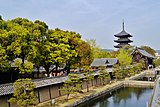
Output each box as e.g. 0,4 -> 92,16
39,87 -> 50,102
0,96 -> 8,107
0,75 -> 109,107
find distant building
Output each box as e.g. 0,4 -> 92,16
90,58 -> 118,79
131,47 -> 156,69
114,22 -> 133,48
155,52 -> 160,59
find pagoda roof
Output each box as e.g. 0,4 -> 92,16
114,38 -> 133,43
114,43 -> 130,48
114,30 -> 132,37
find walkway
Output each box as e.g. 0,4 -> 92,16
149,75 -> 160,107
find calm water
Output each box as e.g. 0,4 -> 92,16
77,87 -> 152,107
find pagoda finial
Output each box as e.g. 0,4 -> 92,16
122,19 -> 124,31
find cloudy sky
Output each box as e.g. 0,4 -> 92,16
0,0 -> 160,50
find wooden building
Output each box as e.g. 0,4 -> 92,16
90,58 -> 118,79
131,47 -> 156,69
114,22 -> 133,48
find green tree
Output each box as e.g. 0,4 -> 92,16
96,50 -> 112,58
14,59 -> 33,74
76,41 -> 93,69
153,58 -> 160,67
113,65 -> 123,80
64,31 -> 82,74
6,18 -> 37,74
86,39 -> 100,58
0,44 -> 9,71
9,78 -> 37,107
121,45 -> 134,54
60,74 -> 82,101
98,66 -> 110,85
83,66 -> 94,92
0,15 -> 2,20
117,49 -> 132,67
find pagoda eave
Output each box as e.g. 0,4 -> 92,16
114,35 -> 132,38
114,40 -> 133,43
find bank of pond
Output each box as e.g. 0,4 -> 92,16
77,87 -> 152,107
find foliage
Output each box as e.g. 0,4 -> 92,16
0,44 -> 9,71
113,65 -> 123,80
110,51 -> 119,58
0,16 -> 91,77
86,39 -> 100,58
8,78 -> 37,107
60,74 -> 82,101
75,41 -> 93,69
96,50 -> 112,58
83,66 -> 94,92
121,45 -> 134,54
98,66 -> 110,85
153,58 -> 160,67
117,49 -> 132,67
14,59 -> 33,74
141,45 -> 156,56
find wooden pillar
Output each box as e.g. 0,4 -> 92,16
49,86 -> 51,99
58,85 -> 61,96
37,89 -> 40,103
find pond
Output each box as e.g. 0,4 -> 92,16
77,87 -> 152,107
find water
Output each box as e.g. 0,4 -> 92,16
77,87 -> 152,107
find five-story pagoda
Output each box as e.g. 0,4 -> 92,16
114,22 -> 133,48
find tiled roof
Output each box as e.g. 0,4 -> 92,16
114,38 -> 133,43
0,76 -> 68,96
114,43 -> 130,48
114,30 -> 132,37
90,58 -> 118,67
137,48 -> 156,59
131,47 -> 156,59
0,73 -> 90,96
0,83 -> 13,96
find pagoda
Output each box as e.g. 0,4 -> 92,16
114,22 -> 133,48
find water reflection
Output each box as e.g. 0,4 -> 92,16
77,87 -> 152,107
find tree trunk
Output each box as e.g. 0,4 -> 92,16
86,81 -> 89,92
37,67 -> 40,78
44,65 -> 50,77
67,62 -> 71,75
66,94 -> 70,101
55,62 -> 58,76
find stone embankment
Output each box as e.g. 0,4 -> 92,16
66,70 -> 155,107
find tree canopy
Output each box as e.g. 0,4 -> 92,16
0,16 -> 94,77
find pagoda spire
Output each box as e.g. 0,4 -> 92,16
122,19 -> 124,31
114,21 -> 133,48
